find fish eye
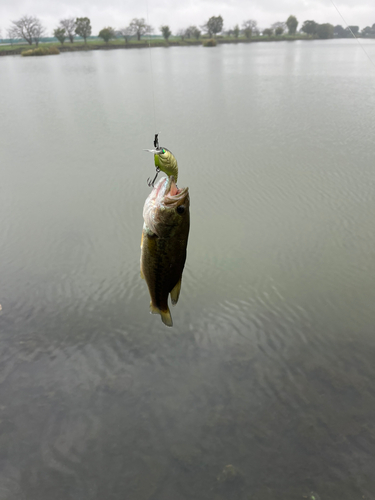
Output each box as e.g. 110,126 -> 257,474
176,205 -> 185,215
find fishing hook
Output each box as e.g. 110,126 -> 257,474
145,133 -> 161,187
147,167 -> 160,187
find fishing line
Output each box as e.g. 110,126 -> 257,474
145,0 -> 158,133
330,0 -> 375,71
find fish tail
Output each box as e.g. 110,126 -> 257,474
150,303 -> 173,327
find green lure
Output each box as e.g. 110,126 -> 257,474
154,148 -> 178,182
145,134 -> 178,186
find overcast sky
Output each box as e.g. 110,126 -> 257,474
1,0 -> 374,36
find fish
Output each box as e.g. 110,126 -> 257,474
140,175 -> 190,327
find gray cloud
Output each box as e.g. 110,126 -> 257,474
1,0 -> 373,36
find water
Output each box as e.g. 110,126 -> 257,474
0,39 -> 375,499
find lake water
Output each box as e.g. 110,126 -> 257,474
1,39 -> 375,499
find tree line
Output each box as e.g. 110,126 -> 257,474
300,20 -> 375,39
2,14 -> 375,46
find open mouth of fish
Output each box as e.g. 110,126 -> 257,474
154,176 -> 188,207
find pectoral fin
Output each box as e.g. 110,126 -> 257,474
150,303 -> 173,327
170,279 -> 182,306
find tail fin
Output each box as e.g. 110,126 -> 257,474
150,303 -> 173,327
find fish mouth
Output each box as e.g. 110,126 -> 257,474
164,176 -> 188,206
152,176 -> 188,207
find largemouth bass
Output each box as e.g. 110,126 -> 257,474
140,175 -> 190,327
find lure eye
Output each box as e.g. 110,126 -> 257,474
176,205 -> 185,215
162,149 -> 165,154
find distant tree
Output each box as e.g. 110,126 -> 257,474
11,16 -> 33,45
242,19 -> 257,39
75,17 -> 91,44
160,25 -> 172,41
361,26 -> 370,37
202,15 -> 223,38
286,15 -> 298,35
361,25 -> 375,37
7,27 -> 18,45
32,21 -> 46,46
192,27 -> 201,39
129,18 -> 152,41
272,22 -> 285,35
345,25 -> 359,37
11,15 -> 45,45
60,18 -> 76,43
301,20 -> 318,36
233,24 -> 240,38
99,27 -> 116,43
316,23 -> 334,39
182,26 -> 199,40
334,25 -> 346,37
54,27 -> 66,45
177,29 -> 186,41
184,26 -> 192,38
181,26 -> 197,40
118,26 -> 133,43
263,28 -> 273,37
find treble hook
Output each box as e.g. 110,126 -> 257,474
147,167 -> 160,187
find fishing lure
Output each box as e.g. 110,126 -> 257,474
145,134 -> 179,186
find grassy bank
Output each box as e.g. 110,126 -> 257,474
21,46 -> 60,56
0,34 -> 312,56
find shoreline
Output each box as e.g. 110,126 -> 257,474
1,35 -> 373,57
0,35 -> 320,57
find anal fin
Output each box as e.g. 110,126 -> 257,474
170,278 -> 182,306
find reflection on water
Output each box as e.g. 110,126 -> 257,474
0,40 -> 375,499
